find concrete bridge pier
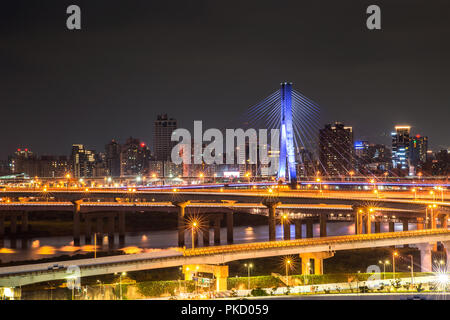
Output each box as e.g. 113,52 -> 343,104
107,215 -> 115,247
300,252 -> 334,275
365,214 -> 371,234
319,215 -> 327,237
21,211 -> 28,233
294,220 -> 302,239
84,215 -> 92,244
354,209 -> 363,234
213,216 -> 221,244
73,201 -> 82,246
202,216 -> 210,246
306,220 -> 313,238
374,221 -> 381,233
402,218 -> 409,247
96,216 -> 104,245
283,220 -> 290,240
263,201 -> 280,241
417,243 -> 433,272
182,264 -> 229,292
118,211 -> 126,245
388,221 -> 395,232
173,201 -> 190,248
226,212 -> 233,244
10,213 -> 17,235
440,214 -> 448,229
416,218 -> 424,230
442,241 -> 450,270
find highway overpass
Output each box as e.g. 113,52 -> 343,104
1,229 -> 449,288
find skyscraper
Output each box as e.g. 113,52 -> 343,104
319,122 -> 354,176
391,126 -> 411,171
105,139 -> 121,177
71,144 -> 95,178
410,134 -> 428,169
154,114 -> 177,161
120,137 -> 151,176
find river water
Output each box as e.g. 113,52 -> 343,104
0,222 -> 414,264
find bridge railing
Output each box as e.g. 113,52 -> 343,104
183,229 -> 450,257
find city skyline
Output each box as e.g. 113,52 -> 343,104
2,1 -> 450,160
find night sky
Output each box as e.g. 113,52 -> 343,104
1,0 -> 449,159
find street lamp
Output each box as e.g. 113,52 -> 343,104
393,251 -> 398,279
412,188 -> 417,200
285,259 -> 292,285
244,263 -> 253,290
379,260 -> 389,280
190,221 -> 199,249
281,214 -> 288,239
115,272 -> 126,300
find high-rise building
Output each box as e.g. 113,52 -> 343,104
105,139 -> 121,177
120,137 -> 151,176
154,114 -> 177,161
410,134 -> 428,168
391,126 -> 411,171
319,122 -> 354,176
71,144 -> 96,178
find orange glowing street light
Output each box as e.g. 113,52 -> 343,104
393,251 -> 399,279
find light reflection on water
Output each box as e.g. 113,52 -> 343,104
0,222 -> 417,264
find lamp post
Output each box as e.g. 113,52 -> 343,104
393,251 -> 398,279
285,259 -> 291,286
379,260 -> 389,280
408,254 -> 414,284
191,221 -> 198,249
244,263 -> 253,290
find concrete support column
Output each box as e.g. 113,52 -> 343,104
389,221 -> 395,232
214,216 -> 221,244
306,220 -> 313,238
10,213 -> 17,235
431,211 -> 437,229
301,258 -> 312,275
73,201 -> 81,246
265,202 -> 279,241
299,252 -> 334,275
354,209 -> 363,235
294,220 -> 302,239
416,218 -> 424,230
202,217 -> 210,246
374,221 -> 381,233
84,215 -> 92,244
107,215 -> 115,246
440,214 -> 448,229
21,211 -> 28,233
283,220 -> 290,240
226,211 -> 234,244
173,201 -> 190,248
314,258 -> 324,275
417,243 -> 433,272
193,225 -> 199,248
319,215 -> 327,237
365,215 -> 371,234
402,219 -> 409,231
96,216 -> 103,245
442,241 -> 450,271
118,211 -> 126,244
402,218 -> 409,247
